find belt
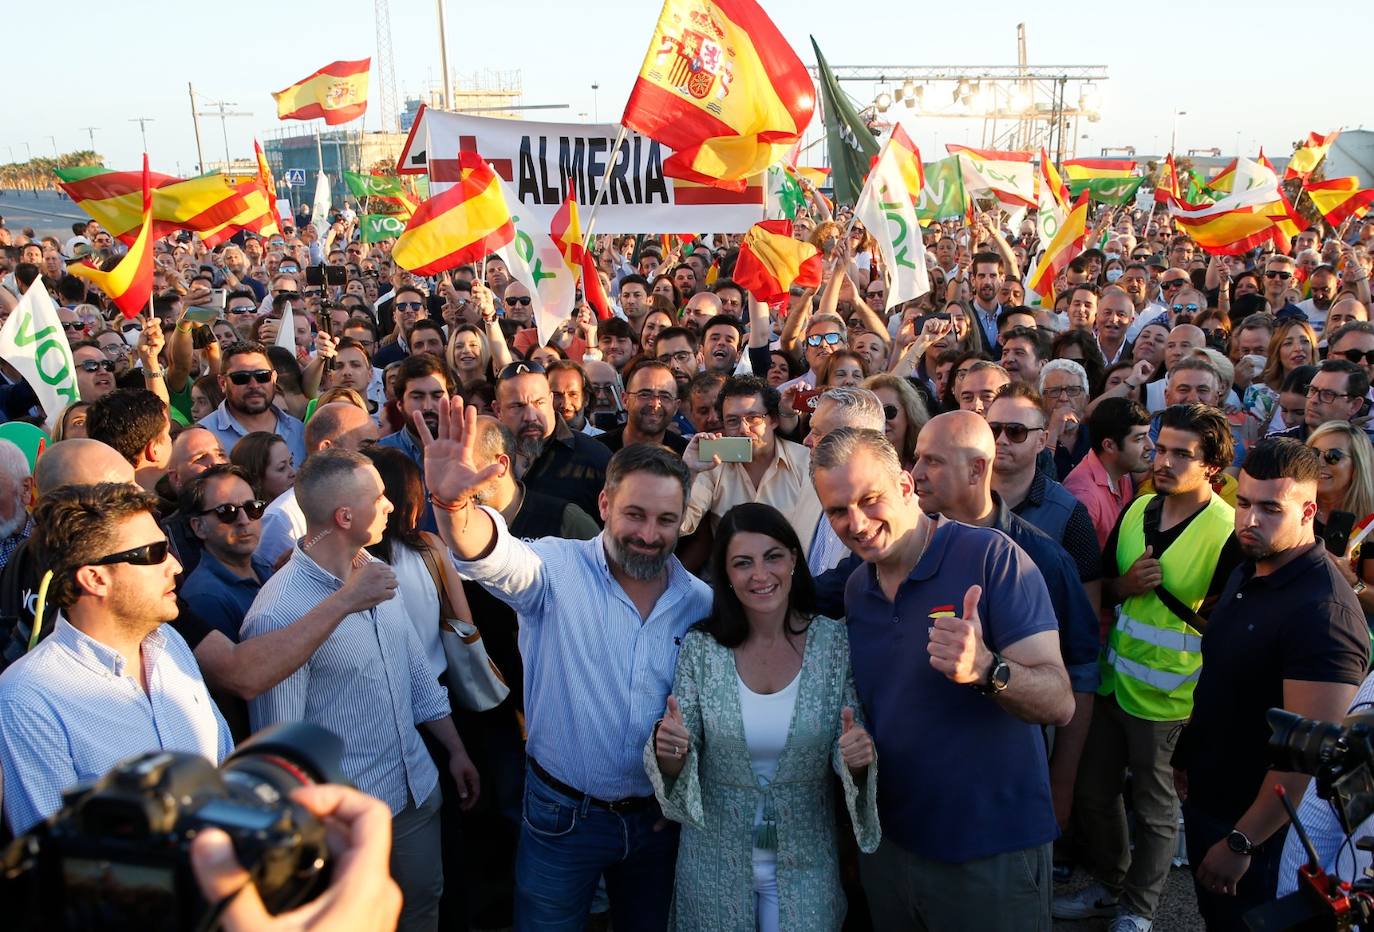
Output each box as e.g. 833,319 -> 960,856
529,758 -> 657,814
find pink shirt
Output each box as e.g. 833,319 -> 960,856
1063,449 -> 1132,550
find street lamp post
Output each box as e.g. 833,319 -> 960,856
1170,110 -> 1186,155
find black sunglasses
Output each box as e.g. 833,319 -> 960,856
62,321 -> 87,333
1263,270 -> 1293,280
1337,348 -> 1374,366
198,499 -> 267,523
882,404 -> 900,421
1161,279 -> 1188,289
78,359 -> 116,373
272,287 -> 298,295
395,301 -> 425,311
87,539 -> 171,569
987,422 -> 1046,443
227,369 -> 273,385
505,296 -> 533,307
498,360 -> 545,380
1319,448 -> 1349,466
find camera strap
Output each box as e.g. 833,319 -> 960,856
1142,500 -> 1207,632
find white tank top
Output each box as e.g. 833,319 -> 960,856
738,668 -> 801,863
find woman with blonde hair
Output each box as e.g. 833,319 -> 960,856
862,373 -> 930,471
447,324 -> 493,390
1255,317 -> 1319,432
1308,421 -> 1374,620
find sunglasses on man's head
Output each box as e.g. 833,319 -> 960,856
498,360 -> 545,380
227,369 -> 273,386
198,499 -> 267,524
86,539 -> 171,569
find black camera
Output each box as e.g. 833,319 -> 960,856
0,722 -> 347,932
1244,709 -> 1374,931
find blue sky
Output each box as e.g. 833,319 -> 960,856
5,0 -> 1365,174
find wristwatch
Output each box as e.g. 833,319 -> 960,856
1226,829 -> 1256,856
974,652 -> 1011,695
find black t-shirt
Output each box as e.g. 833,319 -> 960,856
1175,542 -> 1370,823
1100,494 -> 1242,615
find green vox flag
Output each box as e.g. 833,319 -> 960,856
1068,176 -> 1146,206
360,213 -> 406,243
344,170 -> 404,200
811,37 -> 879,207
916,157 -> 967,222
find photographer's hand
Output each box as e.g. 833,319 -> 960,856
191,784 -> 402,931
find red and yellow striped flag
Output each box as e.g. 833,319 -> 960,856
1063,158 -> 1136,181
272,58 -> 370,126
732,220 -> 822,303
1039,150 -> 1070,210
392,153 -> 514,276
549,184 -> 611,320
1285,130 -> 1339,181
55,167 -> 249,244
1028,191 -> 1090,303
887,125 -> 925,204
622,0 -> 814,191
68,155 -> 155,319
1154,154 -> 1181,205
1304,177 -> 1374,227
200,180 -> 280,248
254,139 -> 284,233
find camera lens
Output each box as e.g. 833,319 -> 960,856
1267,708 -> 1346,774
220,722 -> 348,803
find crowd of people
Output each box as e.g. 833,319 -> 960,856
0,187 -> 1372,932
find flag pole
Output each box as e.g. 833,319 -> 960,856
582,124 -> 630,244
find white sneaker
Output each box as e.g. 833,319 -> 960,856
1052,882 -> 1119,920
1108,912 -> 1153,932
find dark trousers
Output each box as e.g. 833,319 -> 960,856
1183,801 -> 1283,931
514,763 -> 679,932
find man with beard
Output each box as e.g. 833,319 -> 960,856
970,252 -> 1007,351
617,274 -> 651,337
1171,439 -> 1366,931
1296,264 -> 1339,334
597,361 -> 688,455
417,412 -> 711,931
179,465 -> 269,640
492,361 -> 611,522
0,440 -> 32,572
377,355 -> 449,507
200,341 -> 306,466
545,359 -> 600,436
0,483 -> 231,834
1056,404 -> 1240,931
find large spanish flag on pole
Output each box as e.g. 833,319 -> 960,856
732,220 -> 822,303
54,167 -> 248,244
622,0 -> 814,191
272,58 -> 371,126
68,155 -> 155,319
392,152 -> 515,276
1166,181 -> 1293,255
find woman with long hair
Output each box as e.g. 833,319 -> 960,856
191,374 -> 224,423
817,349 -> 868,389
229,431 -> 296,504
447,324 -> 493,390
641,306 -> 678,356
647,503 -> 879,932
1256,318 -> 1319,432
862,373 -> 930,472
1308,422 -> 1374,620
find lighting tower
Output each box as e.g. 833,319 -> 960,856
374,0 -> 400,132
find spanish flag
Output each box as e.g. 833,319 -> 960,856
1028,191 -> 1090,304
392,153 -> 514,276
1063,158 -> 1136,181
1154,154 -> 1181,205
1167,182 -> 1291,256
272,58 -> 370,126
1208,158 -> 1239,194
1285,130 -> 1339,182
887,126 -> 925,205
622,0 -> 814,191
549,184 -> 611,320
1304,177 -> 1374,227
54,167 -> 249,244
200,179 -> 279,248
732,220 -> 822,303
68,155 -> 155,320
254,139 -> 284,233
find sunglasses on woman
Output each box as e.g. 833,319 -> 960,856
198,499 -> 267,523
1318,448 -> 1349,466
882,404 -> 900,421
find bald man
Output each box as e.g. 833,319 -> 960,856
911,412 -> 1102,829
33,438 -> 135,494
163,428 -> 230,574
1145,324 -> 1207,412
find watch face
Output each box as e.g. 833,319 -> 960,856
1226,831 -> 1251,854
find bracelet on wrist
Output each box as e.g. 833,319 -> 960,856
430,494 -> 470,513
143,368 -> 163,378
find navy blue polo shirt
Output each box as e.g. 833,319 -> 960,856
180,550 -> 268,641
844,519 -> 1060,863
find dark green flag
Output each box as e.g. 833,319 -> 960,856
1068,176 -> 1147,206
811,37 -> 879,207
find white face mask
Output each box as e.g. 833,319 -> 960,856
1106,268 -> 1125,283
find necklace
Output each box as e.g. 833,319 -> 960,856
301,527 -> 332,551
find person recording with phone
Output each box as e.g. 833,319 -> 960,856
681,376 -> 823,554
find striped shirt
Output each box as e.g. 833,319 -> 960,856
454,508 -> 712,799
242,544 -> 450,814
0,618 -> 231,834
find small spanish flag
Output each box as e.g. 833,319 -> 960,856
392,153 -> 514,276
1285,130 -> 1339,182
1028,191 -> 1090,303
272,58 -> 371,126
254,139 -> 284,233
732,220 -> 822,304
1304,177 -> 1374,227
1154,153 -> 1181,205
549,185 -> 611,320
68,154 -> 155,320
622,0 -> 814,191
1062,158 -> 1136,181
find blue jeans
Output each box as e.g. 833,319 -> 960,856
514,763 -> 679,932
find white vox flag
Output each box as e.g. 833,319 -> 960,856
0,280 -> 79,429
